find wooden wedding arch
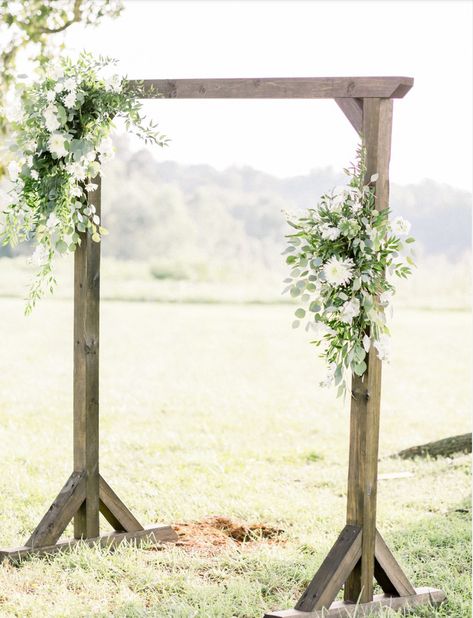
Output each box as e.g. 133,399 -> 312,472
0,77 -> 446,617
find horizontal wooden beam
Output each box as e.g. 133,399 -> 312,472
264,587 -> 446,618
128,77 -> 413,100
0,525 -> 177,563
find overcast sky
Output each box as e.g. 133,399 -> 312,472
65,0 -> 472,191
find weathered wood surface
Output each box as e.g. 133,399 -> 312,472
74,176 -> 102,539
0,525 -> 178,563
99,476 -> 144,533
264,587 -> 446,618
396,433 -> 472,459
129,77 -> 413,100
295,525 -> 362,611
335,98 -> 363,135
25,472 -> 86,548
344,98 -> 394,604
374,530 -> 416,597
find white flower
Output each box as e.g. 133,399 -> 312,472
392,216 -> 411,236
340,297 -> 360,324
48,133 -> 68,158
66,161 -> 86,181
363,334 -> 371,353
350,198 -> 362,213
63,90 -> 77,108
320,223 -> 341,241
373,334 -> 391,362
323,257 -> 355,286
8,160 -> 21,182
71,185 -> 83,197
46,212 -> 60,228
30,169 -> 39,180
43,105 -> 60,132
46,90 -> 56,103
63,77 -> 77,92
31,244 -> 49,266
104,74 -> 122,92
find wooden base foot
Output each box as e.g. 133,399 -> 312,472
0,524 -> 177,563
264,587 -> 446,617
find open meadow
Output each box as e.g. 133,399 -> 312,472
0,268 -> 470,617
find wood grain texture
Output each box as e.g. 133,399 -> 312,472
128,77 -> 413,100
99,476 -> 144,533
264,587 -> 446,618
344,98 -> 393,604
73,176 -> 102,540
24,472 -> 86,548
295,525 -> 362,611
374,530 -> 416,596
335,98 -> 363,135
0,525 -> 178,563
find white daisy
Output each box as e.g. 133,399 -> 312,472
63,90 -> 77,108
320,223 -> 341,241
48,133 -> 68,158
323,257 -> 355,286
43,105 -> 60,132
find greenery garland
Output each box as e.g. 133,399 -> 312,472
2,52 -> 167,313
284,147 -> 415,397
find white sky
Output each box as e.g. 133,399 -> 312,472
64,0 -> 473,191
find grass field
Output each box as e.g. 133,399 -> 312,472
0,292 -> 471,617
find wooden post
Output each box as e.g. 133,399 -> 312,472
344,98 -> 392,603
73,176 -> 101,539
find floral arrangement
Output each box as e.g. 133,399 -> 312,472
2,52 -> 167,313
284,147 -> 415,397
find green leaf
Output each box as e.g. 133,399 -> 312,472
55,239 -> 68,253
354,361 -> 367,376
405,237 -> 415,243
295,308 -> 306,319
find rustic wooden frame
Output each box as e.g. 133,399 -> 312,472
0,75 -> 445,617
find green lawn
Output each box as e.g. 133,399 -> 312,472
0,297 -> 470,617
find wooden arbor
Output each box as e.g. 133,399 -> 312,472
0,76 -> 445,616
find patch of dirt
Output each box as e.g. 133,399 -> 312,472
172,516 -> 284,554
